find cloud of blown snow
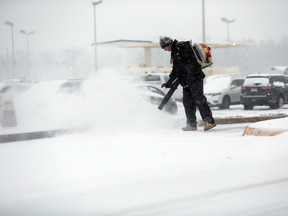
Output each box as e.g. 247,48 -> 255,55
14,69 -> 175,133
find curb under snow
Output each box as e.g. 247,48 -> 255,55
242,117 -> 288,136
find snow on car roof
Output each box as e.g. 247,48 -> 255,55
246,73 -> 287,77
204,75 -> 233,92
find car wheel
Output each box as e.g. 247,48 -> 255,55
219,96 -> 230,109
270,96 -> 284,109
244,103 -> 253,110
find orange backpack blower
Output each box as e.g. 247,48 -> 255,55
190,41 -> 213,69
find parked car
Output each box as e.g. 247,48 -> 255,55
58,79 -> 83,94
136,84 -> 178,114
204,75 -> 244,109
240,74 -> 288,110
0,80 -> 34,94
135,73 -> 183,101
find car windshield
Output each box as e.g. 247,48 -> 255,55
243,77 -> 269,86
141,74 -> 161,82
58,81 -> 83,93
139,74 -> 170,83
0,81 -> 33,94
146,85 -> 165,96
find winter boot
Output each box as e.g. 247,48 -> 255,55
204,122 -> 216,131
182,124 -> 197,131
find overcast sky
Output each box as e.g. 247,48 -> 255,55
0,0 -> 288,53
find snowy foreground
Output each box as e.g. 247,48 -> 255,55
1,123 -> 288,216
1,71 -> 288,215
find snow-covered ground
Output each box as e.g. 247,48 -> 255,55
0,70 -> 288,215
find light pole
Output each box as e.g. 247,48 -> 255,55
4,21 -> 15,78
221,17 -> 235,42
92,0 -> 102,72
202,0 -> 206,43
20,29 -> 35,78
0,49 -> 9,78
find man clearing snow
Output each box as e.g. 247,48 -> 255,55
159,36 -> 216,131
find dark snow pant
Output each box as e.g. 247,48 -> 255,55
182,79 -> 215,126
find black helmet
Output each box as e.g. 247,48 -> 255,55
159,36 -> 173,49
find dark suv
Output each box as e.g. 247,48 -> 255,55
240,74 -> 288,110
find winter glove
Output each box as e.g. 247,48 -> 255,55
161,78 -> 173,88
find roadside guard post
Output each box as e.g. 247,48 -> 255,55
1,89 -> 17,127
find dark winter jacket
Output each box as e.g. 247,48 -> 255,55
167,40 -> 205,87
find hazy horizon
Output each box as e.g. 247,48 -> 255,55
1,0 -> 287,52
